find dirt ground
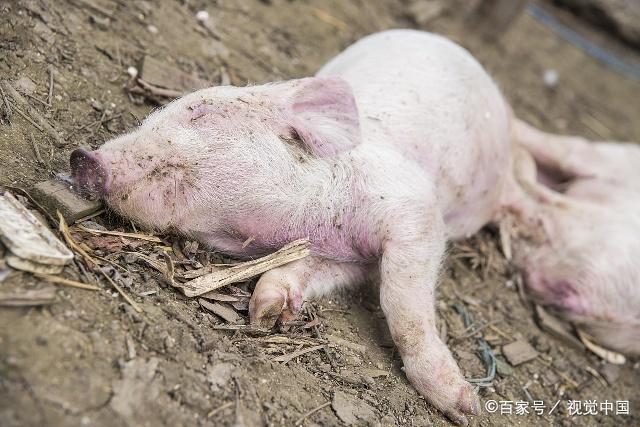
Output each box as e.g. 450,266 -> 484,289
1,0 -> 639,426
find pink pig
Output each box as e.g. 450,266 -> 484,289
71,30 -> 640,425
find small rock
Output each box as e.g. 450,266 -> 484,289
207,362 -> 234,392
13,76 -> 36,95
408,0 -> 445,26
147,24 -> 158,34
531,335 -> 551,353
110,358 -> 160,421
502,340 -> 539,366
163,334 -> 176,351
599,364 -> 621,385
495,358 -> 513,376
380,414 -> 398,427
89,14 -> 110,30
332,391 -> 377,426
455,349 -> 477,364
90,99 -> 104,111
541,370 -> 560,387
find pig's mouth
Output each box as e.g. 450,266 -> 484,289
70,148 -> 111,199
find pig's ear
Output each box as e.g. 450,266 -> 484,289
285,77 -> 361,156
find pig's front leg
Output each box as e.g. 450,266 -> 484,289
380,208 -> 479,426
249,256 -> 370,327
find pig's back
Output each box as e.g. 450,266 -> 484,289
318,30 -> 511,238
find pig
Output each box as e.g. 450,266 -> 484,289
502,122 -> 640,356
70,30 -> 640,425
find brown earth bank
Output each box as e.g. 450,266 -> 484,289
1,1 -> 639,426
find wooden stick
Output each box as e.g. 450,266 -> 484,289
47,66 -> 54,106
35,273 -> 101,291
207,401 -> 233,418
75,224 -> 162,242
12,105 -> 44,131
28,133 -> 45,165
294,401 -> 331,426
271,344 -> 325,364
181,238 -> 310,297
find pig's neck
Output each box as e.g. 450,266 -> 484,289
268,151 -> 379,261
188,150 -> 377,261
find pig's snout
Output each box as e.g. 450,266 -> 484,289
70,148 -> 109,198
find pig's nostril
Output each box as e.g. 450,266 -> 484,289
70,148 -> 108,197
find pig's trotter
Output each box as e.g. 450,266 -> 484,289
402,340 -> 480,426
379,207 -> 479,425
249,257 -> 370,328
248,280 -> 291,328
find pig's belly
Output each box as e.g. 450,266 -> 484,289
319,30 -> 511,238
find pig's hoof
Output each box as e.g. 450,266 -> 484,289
427,381 -> 478,426
443,382 -> 480,426
405,357 -> 479,426
249,272 -> 303,328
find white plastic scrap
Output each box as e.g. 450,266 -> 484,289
196,10 -> 209,21
0,191 -> 73,273
543,69 -> 559,88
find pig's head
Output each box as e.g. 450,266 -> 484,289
70,77 -> 361,237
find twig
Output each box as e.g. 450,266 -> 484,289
47,66 -> 54,106
68,0 -> 113,18
67,113 -> 122,138
271,344 -> 325,364
24,92 -> 50,108
307,305 -> 336,369
584,366 -> 608,388
1,81 -> 65,146
488,324 -> 510,339
136,79 -> 183,98
0,288 -> 57,306
74,223 -> 162,242
28,133 -> 45,165
58,212 -> 142,313
90,111 -> 106,137
58,211 -> 97,268
99,268 -> 142,313
452,319 -> 502,341
129,111 -> 141,126
12,105 -> 44,131
207,401 -> 233,418
75,208 -> 106,223
311,7 -> 348,30
0,84 -> 11,122
35,273 -> 101,291
294,401 -> 331,425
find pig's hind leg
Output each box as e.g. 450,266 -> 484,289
249,257 -> 371,327
513,119 -> 640,183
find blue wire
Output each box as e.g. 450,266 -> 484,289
526,3 -> 640,81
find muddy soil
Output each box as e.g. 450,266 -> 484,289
1,1 -> 639,426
